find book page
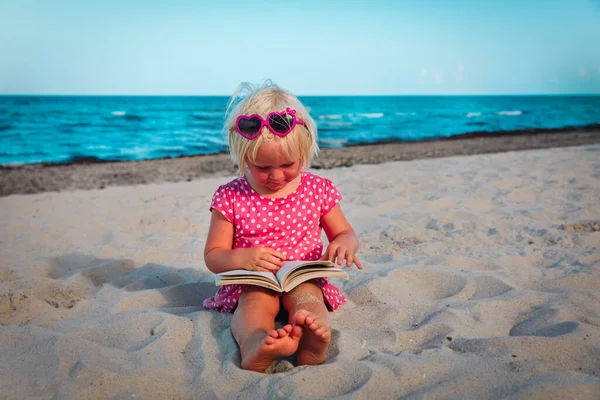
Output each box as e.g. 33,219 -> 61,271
217,269 -> 278,281
282,268 -> 349,292
275,260 -> 335,284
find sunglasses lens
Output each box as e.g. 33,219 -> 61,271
237,117 -> 262,136
268,113 -> 294,134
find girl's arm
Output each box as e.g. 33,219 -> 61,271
204,211 -> 285,274
320,204 -> 362,269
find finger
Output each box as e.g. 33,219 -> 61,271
255,261 -> 279,272
353,255 -> 363,270
264,253 -> 284,267
335,247 -> 346,265
324,245 -> 337,263
265,248 -> 285,260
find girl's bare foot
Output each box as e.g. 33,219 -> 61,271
293,309 -> 331,365
241,324 -> 303,372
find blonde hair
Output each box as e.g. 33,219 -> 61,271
224,81 -> 319,174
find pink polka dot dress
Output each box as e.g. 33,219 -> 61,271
203,171 -> 347,313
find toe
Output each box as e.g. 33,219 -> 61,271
264,335 -> 275,345
275,328 -> 286,337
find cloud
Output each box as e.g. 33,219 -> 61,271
456,64 -> 464,84
434,70 -> 444,85
418,68 -> 428,84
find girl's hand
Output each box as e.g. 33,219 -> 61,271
238,247 -> 285,272
319,237 -> 363,270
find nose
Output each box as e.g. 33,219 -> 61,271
269,168 -> 284,181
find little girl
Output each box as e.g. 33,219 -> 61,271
203,82 -> 362,373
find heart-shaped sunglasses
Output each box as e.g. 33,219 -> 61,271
235,108 -> 307,140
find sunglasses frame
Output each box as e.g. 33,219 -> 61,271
235,108 -> 307,140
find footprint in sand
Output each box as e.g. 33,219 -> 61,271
465,276 -> 513,301
509,306 -> 580,337
560,220 -> 600,233
112,263 -> 198,292
270,362 -> 374,397
0,278 -> 87,325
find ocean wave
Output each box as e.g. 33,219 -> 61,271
466,121 -> 488,126
191,111 -> 222,120
202,136 -> 228,146
318,114 -> 344,120
60,122 -> 92,128
466,112 -> 482,118
321,122 -> 354,127
496,110 -> 522,116
125,114 -> 144,121
108,112 -> 144,121
358,113 -> 384,118
395,112 -> 417,116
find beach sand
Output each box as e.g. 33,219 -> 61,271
1,140 -> 600,398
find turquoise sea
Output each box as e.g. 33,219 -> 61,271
1,95 -> 599,165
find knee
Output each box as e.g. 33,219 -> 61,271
283,281 -> 325,310
238,286 -> 280,313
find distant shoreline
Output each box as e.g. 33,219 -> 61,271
3,123 -> 600,167
1,126 -> 599,197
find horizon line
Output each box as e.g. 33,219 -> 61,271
1,93 -> 600,97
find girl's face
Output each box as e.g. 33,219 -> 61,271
246,140 -> 302,195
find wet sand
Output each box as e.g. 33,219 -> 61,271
1,127 -> 599,196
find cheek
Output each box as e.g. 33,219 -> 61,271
285,166 -> 301,179
255,171 -> 270,181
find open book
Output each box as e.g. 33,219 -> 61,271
215,260 -> 349,293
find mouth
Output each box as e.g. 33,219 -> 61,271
267,181 -> 285,188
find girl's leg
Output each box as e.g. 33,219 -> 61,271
282,281 -> 331,366
232,286 -> 303,372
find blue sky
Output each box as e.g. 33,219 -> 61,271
1,0 -> 599,95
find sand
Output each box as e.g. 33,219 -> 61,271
1,144 -> 600,398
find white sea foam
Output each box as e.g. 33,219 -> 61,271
318,114 -> 343,120
466,112 -> 482,118
358,113 -> 384,118
395,112 -> 417,116
323,122 -> 354,127
112,111 -> 126,116
118,146 -> 151,156
496,110 -> 522,116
